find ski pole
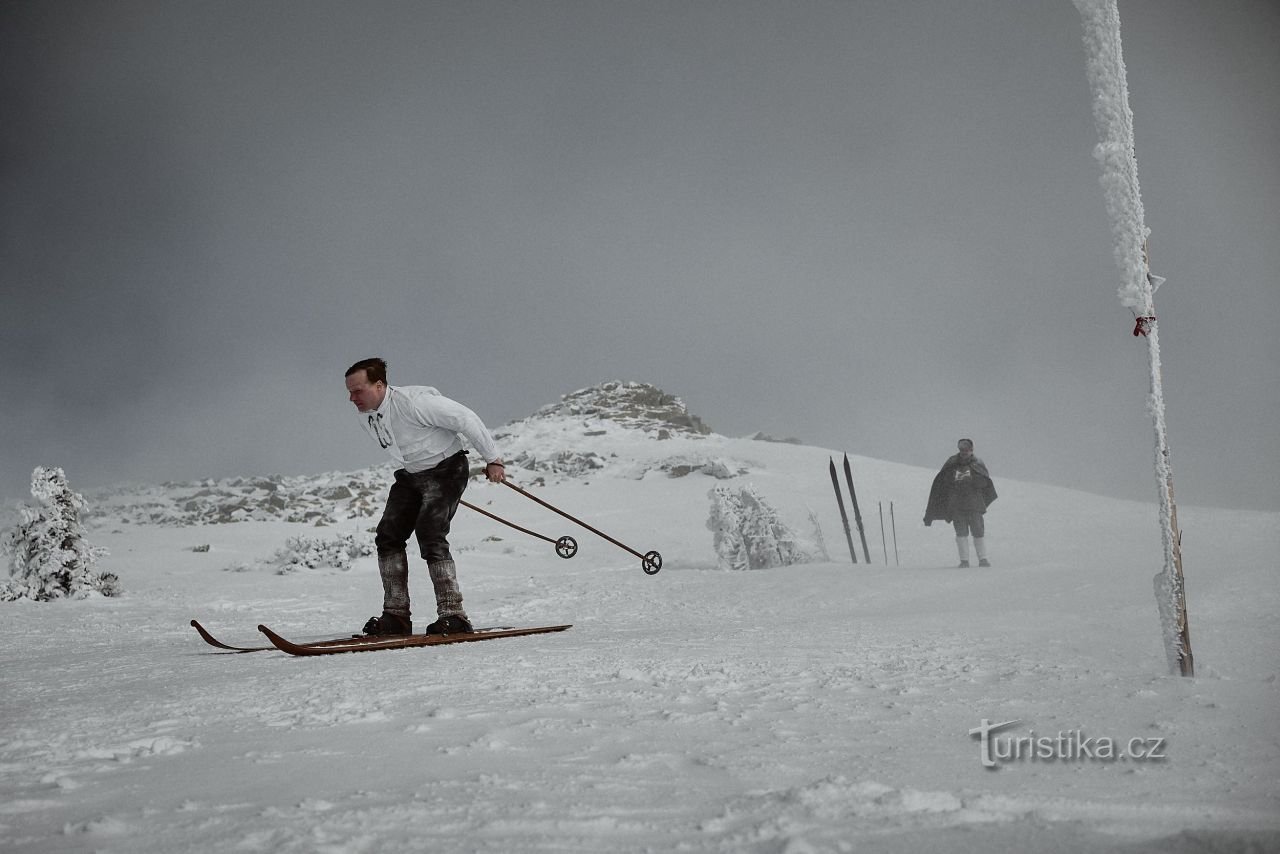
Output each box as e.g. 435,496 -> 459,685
879,501 -> 888,565
501,480 -> 663,574
460,500 -> 578,559
828,458 -> 858,564
890,501 -> 899,566
843,454 -> 872,563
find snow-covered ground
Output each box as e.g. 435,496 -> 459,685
2,393 -> 1278,853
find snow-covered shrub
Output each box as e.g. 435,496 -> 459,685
269,531 -> 372,573
806,507 -> 830,562
2,466 -> 118,601
707,485 -> 809,571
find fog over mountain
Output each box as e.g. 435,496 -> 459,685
2,1 -> 1277,511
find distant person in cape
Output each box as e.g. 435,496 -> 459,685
344,357 -> 506,636
923,438 -> 997,567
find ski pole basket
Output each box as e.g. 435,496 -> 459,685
501,480 -> 663,574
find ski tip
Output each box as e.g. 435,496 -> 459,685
257,624 -> 291,647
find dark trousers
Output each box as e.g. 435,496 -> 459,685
375,452 -> 469,563
952,511 -> 985,539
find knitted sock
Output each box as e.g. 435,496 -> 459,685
428,559 -> 466,618
378,551 -> 411,621
973,537 -> 988,561
956,536 -> 970,563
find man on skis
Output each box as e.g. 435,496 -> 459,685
923,438 -> 997,567
344,357 -> 506,636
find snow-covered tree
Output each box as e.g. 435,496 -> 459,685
2,466 -> 118,601
707,485 -> 808,571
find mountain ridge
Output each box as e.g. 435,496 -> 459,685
60,382 -> 739,528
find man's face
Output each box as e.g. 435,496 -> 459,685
345,371 -> 386,413
958,444 -> 974,459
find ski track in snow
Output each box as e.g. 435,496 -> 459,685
2,432 -> 1279,853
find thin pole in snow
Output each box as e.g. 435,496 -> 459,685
890,501 -> 899,567
1136,245 -> 1193,677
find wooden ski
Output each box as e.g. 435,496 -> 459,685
257,623 -> 572,656
190,619 -> 275,653
828,457 -> 858,564
843,454 -> 872,564
191,619 -> 415,653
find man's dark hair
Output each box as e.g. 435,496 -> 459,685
345,358 -> 388,385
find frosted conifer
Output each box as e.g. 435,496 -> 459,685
2,466 -> 118,601
707,485 -> 808,571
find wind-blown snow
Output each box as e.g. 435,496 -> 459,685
1,398 -> 1278,852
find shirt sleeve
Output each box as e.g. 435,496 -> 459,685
411,392 -> 501,463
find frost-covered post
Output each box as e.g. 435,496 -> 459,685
1073,0 -> 1193,676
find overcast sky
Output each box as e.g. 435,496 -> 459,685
2,0 -> 1277,512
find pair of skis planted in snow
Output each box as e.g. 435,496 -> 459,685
468,479 -> 662,575
191,619 -> 571,657
829,454 -> 871,564
828,454 -> 899,566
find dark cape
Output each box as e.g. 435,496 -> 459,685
924,454 -> 997,525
